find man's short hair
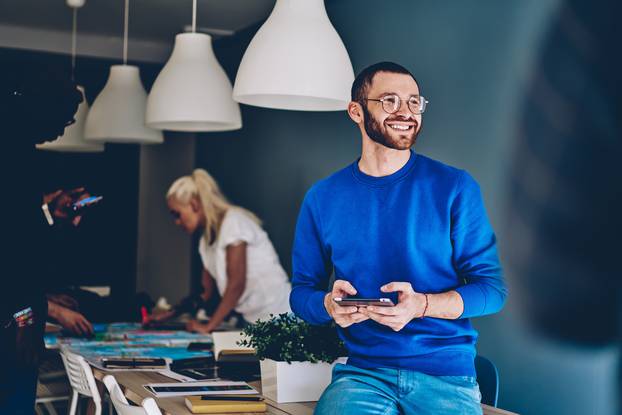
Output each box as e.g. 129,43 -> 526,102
350,61 -> 418,103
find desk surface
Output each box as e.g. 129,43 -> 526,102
91,368 -> 518,415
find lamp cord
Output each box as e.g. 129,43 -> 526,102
123,0 -> 129,64
192,0 -> 197,33
71,7 -> 77,81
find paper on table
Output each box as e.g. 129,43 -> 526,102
144,381 -> 258,397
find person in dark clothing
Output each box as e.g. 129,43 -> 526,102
0,65 -> 83,414
507,0 -> 621,411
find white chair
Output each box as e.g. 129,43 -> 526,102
102,375 -> 162,415
60,350 -> 102,415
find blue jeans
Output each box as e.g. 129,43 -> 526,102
315,363 -> 482,415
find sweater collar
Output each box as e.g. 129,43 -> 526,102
351,149 -> 417,187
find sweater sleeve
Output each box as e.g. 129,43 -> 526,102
290,188 -> 333,325
451,172 -> 507,318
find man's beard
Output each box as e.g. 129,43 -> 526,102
362,105 -> 420,150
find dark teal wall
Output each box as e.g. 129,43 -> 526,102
198,1 -> 618,414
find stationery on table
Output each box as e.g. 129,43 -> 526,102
185,395 -> 266,413
211,331 -> 256,361
166,356 -> 219,382
144,381 -> 258,398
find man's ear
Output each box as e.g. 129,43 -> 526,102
347,101 -> 364,124
190,197 -> 201,213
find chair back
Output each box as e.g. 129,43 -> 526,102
141,397 -> 162,415
103,375 -> 162,415
60,349 -> 101,403
475,355 -> 499,407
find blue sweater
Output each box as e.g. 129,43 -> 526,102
290,151 -> 507,376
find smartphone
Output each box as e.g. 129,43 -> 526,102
187,342 -> 213,351
101,357 -> 167,369
71,195 -> 103,212
333,297 -> 395,307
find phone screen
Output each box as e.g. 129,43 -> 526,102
72,195 -> 103,210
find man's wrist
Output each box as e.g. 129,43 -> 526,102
420,293 -> 429,318
47,301 -> 60,319
323,292 -> 332,318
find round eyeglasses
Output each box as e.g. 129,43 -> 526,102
364,94 -> 428,115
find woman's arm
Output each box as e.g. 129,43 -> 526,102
189,243 -> 247,333
200,269 -> 215,301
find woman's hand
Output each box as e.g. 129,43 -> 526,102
186,319 -> 213,334
146,310 -> 175,324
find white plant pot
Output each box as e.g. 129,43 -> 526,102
260,358 -> 346,403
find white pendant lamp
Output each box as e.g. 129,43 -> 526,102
145,0 -> 241,132
85,0 -> 162,144
37,4 -> 104,153
233,0 -> 354,111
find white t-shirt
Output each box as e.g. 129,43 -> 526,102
198,208 -> 292,323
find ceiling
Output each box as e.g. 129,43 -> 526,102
0,0 -> 275,40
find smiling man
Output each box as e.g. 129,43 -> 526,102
290,62 -> 507,414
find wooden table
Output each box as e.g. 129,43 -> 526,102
91,367 -> 518,415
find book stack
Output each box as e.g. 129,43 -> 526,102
185,395 -> 266,413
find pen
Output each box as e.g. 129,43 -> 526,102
200,395 -> 263,402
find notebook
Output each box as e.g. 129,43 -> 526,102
211,331 -> 255,361
185,395 -> 266,413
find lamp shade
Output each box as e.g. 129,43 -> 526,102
233,0 -> 354,111
146,33 -> 242,132
36,86 -> 104,152
85,65 -> 163,144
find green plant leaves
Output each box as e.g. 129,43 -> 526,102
238,313 -> 347,364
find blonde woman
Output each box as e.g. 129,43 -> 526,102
166,169 -> 291,333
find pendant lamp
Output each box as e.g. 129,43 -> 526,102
85,0 -> 162,144
232,0 -> 354,111
37,4 -> 104,152
145,0 -> 241,131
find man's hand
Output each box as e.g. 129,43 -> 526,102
359,282 -> 427,332
44,187 -> 90,226
55,307 -> 94,337
324,280 -> 369,328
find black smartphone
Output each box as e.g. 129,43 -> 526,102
102,357 -> 166,369
333,297 -> 395,307
71,195 -> 103,212
187,342 -> 213,351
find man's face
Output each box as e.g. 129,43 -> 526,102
361,72 -> 422,150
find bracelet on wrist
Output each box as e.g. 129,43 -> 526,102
420,294 -> 429,318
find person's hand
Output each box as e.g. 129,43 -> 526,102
46,293 -> 79,310
55,307 -> 94,337
186,319 -> 213,334
44,187 -> 90,226
324,280 -> 368,328
145,310 -> 175,324
359,282 -> 427,332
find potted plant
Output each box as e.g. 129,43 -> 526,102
239,313 -> 347,403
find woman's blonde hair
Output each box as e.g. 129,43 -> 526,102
166,169 -> 261,245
